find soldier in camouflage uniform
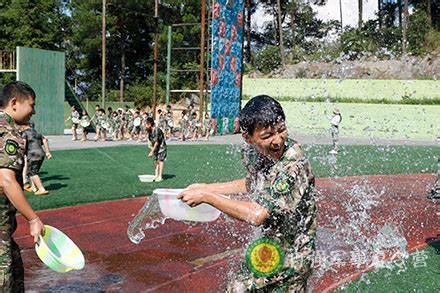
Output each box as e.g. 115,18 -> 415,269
0,81 -> 45,292
178,95 -> 316,292
145,117 -> 167,182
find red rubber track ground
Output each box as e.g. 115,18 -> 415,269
14,174 -> 439,292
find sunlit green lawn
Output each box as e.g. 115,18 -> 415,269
29,143 -> 439,210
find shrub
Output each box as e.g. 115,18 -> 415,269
253,45 -> 282,74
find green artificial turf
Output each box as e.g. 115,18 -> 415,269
336,245 -> 440,292
28,144 -> 439,210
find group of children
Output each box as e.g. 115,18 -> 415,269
66,104 -> 214,143
1,81 -> 319,292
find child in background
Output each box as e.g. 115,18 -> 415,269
126,110 -> 134,140
190,112 -> 200,141
80,110 -> 90,141
158,109 -> 167,132
94,108 -> 108,142
165,111 -> 174,139
131,111 -> 142,141
145,117 -> 167,182
326,109 -> 342,155
139,111 -> 149,142
111,111 -> 122,140
92,105 -> 101,140
21,123 -> 52,195
65,105 -> 80,141
179,110 -> 189,141
203,112 -> 213,141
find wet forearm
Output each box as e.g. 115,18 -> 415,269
205,193 -> 268,225
205,178 -> 247,195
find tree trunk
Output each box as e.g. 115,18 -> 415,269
378,0 -> 382,29
402,0 -> 409,53
245,0 -> 252,63
290,0 -> 296,48
276,0 -> 285,65
119,50 -> 125,102
358,0 -> 363,28
339,0 -> 343,32
426,0 -> 432,26
398,0 -> 403,28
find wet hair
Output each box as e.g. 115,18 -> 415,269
146,117 -> 155,126
239,95 -> 285,135
0,81 -> 36,108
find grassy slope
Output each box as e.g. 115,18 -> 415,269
243,78 -> 440,101
240,100 -> 440,140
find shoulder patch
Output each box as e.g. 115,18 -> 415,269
5,139 -> 19,155
271,173 -> 292,197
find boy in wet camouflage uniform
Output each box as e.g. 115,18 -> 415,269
179,95 -> 316,292
0,81 -> 45,292
145,117 -> 167,182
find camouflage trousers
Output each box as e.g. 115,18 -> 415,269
0,238 -> 24,292
226,268 -> 307,293
226,277 -> 306,293
331,125 -> 339,151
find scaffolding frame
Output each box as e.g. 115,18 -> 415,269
0,50 -> 17,73
165,1 -> 211,120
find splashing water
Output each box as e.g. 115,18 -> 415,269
313,177 -> 410,286
127,194 -> 168,244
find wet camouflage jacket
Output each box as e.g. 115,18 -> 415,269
148,127 -> 167,154
0,112 -> 25,238
240,138 -> 317,290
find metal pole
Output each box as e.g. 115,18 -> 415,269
205,6 -> 211,114
152,0 -> 159,120
102,0 -> 106,109
165,26 -> 172,107
199,0 -> 206,121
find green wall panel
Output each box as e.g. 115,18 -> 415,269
16,47 -> 64,135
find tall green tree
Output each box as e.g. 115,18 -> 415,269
0,0 -> 70,50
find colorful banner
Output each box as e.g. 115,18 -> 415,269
210,0 -> 244,122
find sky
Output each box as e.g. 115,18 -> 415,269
254,0 -> 379,29
313,0 -> 379,27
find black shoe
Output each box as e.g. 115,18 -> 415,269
427,189 -> 440,199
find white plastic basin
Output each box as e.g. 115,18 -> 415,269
155,188 -> 221,222
138,174 -> 155,182
35,225 -> 85,273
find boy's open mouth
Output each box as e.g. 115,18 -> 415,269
270,145 -> 283,157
